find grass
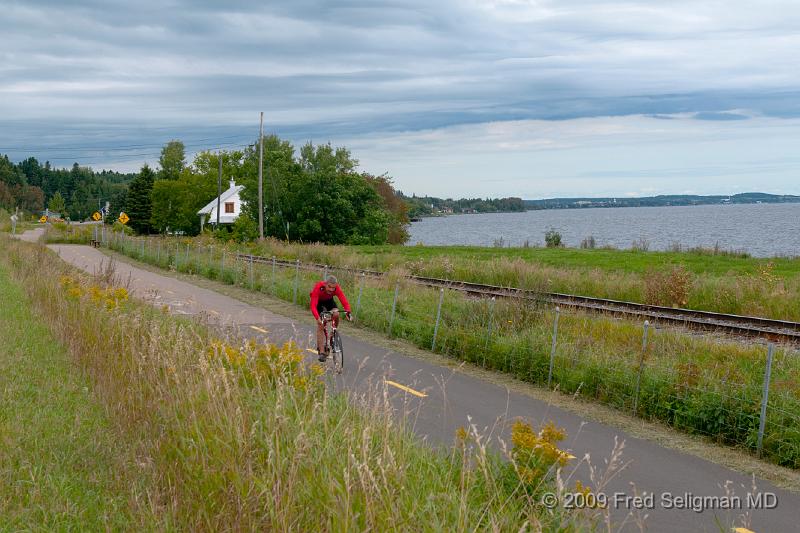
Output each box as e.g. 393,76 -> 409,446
1,234 -> 614,530
0,208 -> 35,234
175,235 -> 800,321
0,259 -> 144,530
82,229 -> 800,469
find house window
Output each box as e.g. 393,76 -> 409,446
225,202 -> 235,214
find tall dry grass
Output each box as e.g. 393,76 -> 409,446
3,236 -> 617,531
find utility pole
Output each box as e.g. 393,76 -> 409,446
258,111 -> 264,240
216,152 -> 222,227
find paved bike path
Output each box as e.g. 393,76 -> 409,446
48,242 -> 800,532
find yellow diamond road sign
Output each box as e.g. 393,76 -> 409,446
92,211 -> 102,221
39,215 -> 48,223
118,212 -> 130,225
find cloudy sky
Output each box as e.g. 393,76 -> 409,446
1,0 -> 799,198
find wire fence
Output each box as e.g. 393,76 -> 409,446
70,229 -> 800,469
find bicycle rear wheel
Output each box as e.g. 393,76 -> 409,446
331,330 -> 343,374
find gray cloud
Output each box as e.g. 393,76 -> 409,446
1,0 -> 799,195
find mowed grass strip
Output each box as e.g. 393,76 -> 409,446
0,262 -> 136,530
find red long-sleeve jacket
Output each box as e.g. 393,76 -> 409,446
309,281 -> 351,320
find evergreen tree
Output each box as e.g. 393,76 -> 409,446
125,164 -> 155,233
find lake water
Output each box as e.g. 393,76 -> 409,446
407,203 -> 800,258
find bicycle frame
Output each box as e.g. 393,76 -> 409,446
319,311 -> 343,373
320,311 -> 337,351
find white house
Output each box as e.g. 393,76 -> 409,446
198,179 -> 245,231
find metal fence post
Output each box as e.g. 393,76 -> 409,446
175,242 -> 180,269
323,264 -> 328,280
186,243 -> 190,264
249,255 -> 254,289
484,296 -> 496,349
389,282 -> 399,335
757,343 -> 775,455
271,256 -> 276,294
633,320 -> 650,415
354,272 -> 365,321
140,238 -> 144,258
547,306 -> 561,388
292,259 -> 300,304
482,297 -> 496,367
157,240 -> 161,263
221,250 -> 225,279
431,288 -> 444,351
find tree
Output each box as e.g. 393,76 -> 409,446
47,191 -> 66,214
158,140 -> 186,180
0,155 -> 25,187
125,164 -> 155,233
235,137 -> 394,244
150,152 -> 228,234
239,135 -> 300,239
15,185 -> 44,213
151,179 -> 192,233
362,173 -> 409,244
285,142 -> 388,244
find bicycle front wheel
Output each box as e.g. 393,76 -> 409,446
332,330 -> 344,374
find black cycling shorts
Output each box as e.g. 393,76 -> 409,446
316,299 -> 339,316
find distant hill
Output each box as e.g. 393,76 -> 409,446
524,193 -> 800,210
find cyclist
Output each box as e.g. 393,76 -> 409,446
310,275 -> 352,361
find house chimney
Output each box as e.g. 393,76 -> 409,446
229,179 -> 236,189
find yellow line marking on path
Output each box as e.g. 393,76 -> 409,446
249,325 -> 268,334
384,379 -> 427,398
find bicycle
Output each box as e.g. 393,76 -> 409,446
319,311 -> 344,373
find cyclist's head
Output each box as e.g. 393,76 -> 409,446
324,275 -> 338,293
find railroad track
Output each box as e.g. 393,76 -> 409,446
235,253 -> 800,344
